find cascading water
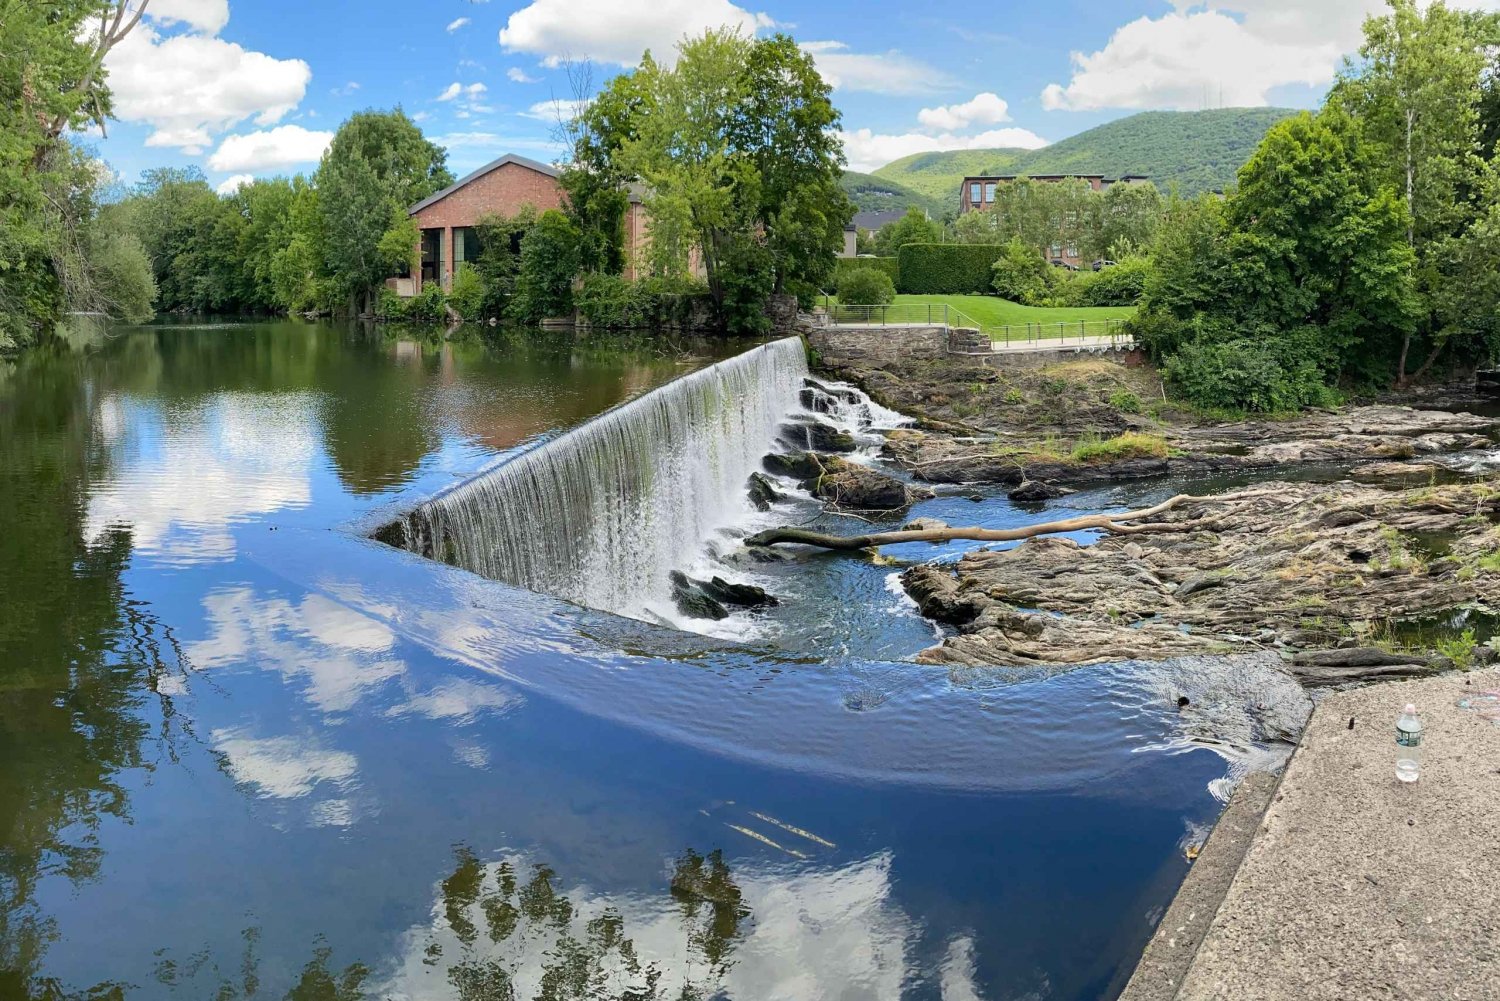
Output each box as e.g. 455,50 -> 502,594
386,337 -> 810,620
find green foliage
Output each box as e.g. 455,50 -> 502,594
1162,338 -> 1342,414
871,108 -> 1301,206
832,257 -> 899,284
1069,431 -> 1171,463
897,243 -> 1006,294
716,235 -> 775,335
834,267 -> 895,305
447,266 -> 486,321
1435,627 -> 1478,668
403,281 -> 448,324
1056,257 -> 1150,307
990,238 -> 1053,305
513,209 -> 582,322
873,208 -> 943,256
315,109 -> 452,311
1108,389 -> 1143,413
839,171 -> 944,219
575,274 -> 652,328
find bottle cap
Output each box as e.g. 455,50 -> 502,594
1403,703 -> 1417,714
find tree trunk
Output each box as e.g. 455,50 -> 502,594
745,491 -> 1267,552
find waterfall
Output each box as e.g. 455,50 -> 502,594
387,337 -> 810,618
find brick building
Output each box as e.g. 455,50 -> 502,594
391,153 -> 651,295
956,172 -> 1150,268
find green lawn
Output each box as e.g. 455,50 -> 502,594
895,294 -> 1132,326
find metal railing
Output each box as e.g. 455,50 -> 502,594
815,296 -> 1136,351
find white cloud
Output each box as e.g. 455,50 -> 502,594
840,127 -> 1048,174
498,0 -> 774,67
800,41 -> 956,96
331,81 -> 361,97
917,92 -> 1011,133
437,81 -> 488,101
104,24 -> 312,153
215,173 -> 255,195
1041,10 -> 1340,111
213,731 -> 358,800
447,16 -> 472,32
146,0 -> 230,34
519,98 -> 587,121
208,125 -> 334,171
507,67 -> 540,83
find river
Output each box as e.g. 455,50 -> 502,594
0,318 -> 1278,1000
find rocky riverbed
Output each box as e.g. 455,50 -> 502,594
749,357 -> 1500,686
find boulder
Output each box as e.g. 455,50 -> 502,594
746,472 -> 782,511
778,417 -> 857,453
900,565 -> 982,625
901,517 -> 950,532
804,456 -> 931,511
763,451 -> 825,479
1008,480 -> 1074,502
699,576 -> 778,608
670,572 -> 728,620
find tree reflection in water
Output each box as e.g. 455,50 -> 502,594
431,845 -> 748,1001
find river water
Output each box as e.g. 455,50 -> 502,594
0,318 -> 1283,1000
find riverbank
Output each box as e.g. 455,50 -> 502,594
1123,669 -> 1500,1001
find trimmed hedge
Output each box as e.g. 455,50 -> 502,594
896,243 -> 1006,294
832,256 -> 899,285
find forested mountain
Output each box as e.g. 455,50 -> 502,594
839,170 -> 945,219
871,108 -> 1299,211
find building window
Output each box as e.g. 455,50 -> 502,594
1050,244 -> 1063,259
970,182 -> 981,203
984,182 -> 996,202
1065,245 -> 1078,258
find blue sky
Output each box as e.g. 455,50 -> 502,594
91,0 -> 1464,194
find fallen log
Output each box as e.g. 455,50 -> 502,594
744,490 -> 1267,552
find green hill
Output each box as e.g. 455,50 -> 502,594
839,170 -> 944,219
872,108 -> 1300,212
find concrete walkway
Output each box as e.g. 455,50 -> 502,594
1132,669 -> 1500,1001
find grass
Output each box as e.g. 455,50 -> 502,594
1069,431 -> 1172,464
891,294 -> 1134,341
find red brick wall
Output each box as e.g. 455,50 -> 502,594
409,162 -> 566,289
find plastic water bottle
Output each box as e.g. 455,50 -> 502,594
1395,703 -> 1422,783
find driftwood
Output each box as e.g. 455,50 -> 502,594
744,491 -> 1266,552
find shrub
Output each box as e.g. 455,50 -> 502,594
1163,338 -> 1340,414
991,238 -> 1053,305
897,243 -> 1006,294
717,236 -> 775,336
832,257 -> 900,286
447,266 -> 486,321
835,266 -> 895,305
576,273 -> 652,328
403,281 -> 448,324
513,209 -> 582,322
1059,257 -> 1151,307
377,286 -> 406,319
1108,390 -> 1143,413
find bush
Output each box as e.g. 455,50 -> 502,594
377,286 -> 406,319
991,238 -> 1053,305
513,209 -> 582,322
403,281 -> 448,324
1058,257 -> 1150,307
576,273 -> 652,328
717,236 -> 775,336
897,243 -> 1006,294
447,266 -> 486,321
832,256 -> 899,286
1108,390 -> 1142,413
1163,338 -> 1340,414
835,267 -> 895,305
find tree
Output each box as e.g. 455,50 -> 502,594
314,109 -> 452,314
513,209 -> 582,322
874,208 -> 941,256
990,237 -> 1053,305
1333,0 -> 1492,381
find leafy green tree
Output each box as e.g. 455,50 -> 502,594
513,209 -> 582,321
874,208 -> 942,256
835,267 -> 895,305
315,110 -> 452,314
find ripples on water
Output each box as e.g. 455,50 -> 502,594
0,319 -> 1301,1001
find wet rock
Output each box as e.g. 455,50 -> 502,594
1008,479 -> 1074,502
762,451 -> 825,479
778,417 -> 856,453
804,456 -> 931,511
746,472 -> 782,511
698,575 -> 778,608
901,517 -> 950,532
900,565 -> 982,625
669,572 -> 728,620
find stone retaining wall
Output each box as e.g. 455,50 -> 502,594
804,325 -> 951,364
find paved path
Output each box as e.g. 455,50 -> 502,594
1162,669 -> 1500,1001
988,334 -> 1131,354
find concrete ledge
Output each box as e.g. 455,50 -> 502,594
1119,772 -> 1279,1001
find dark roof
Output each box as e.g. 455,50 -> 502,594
851,209 -> 909,232
959,172 -> 1150,185
408,153 -> 561,215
